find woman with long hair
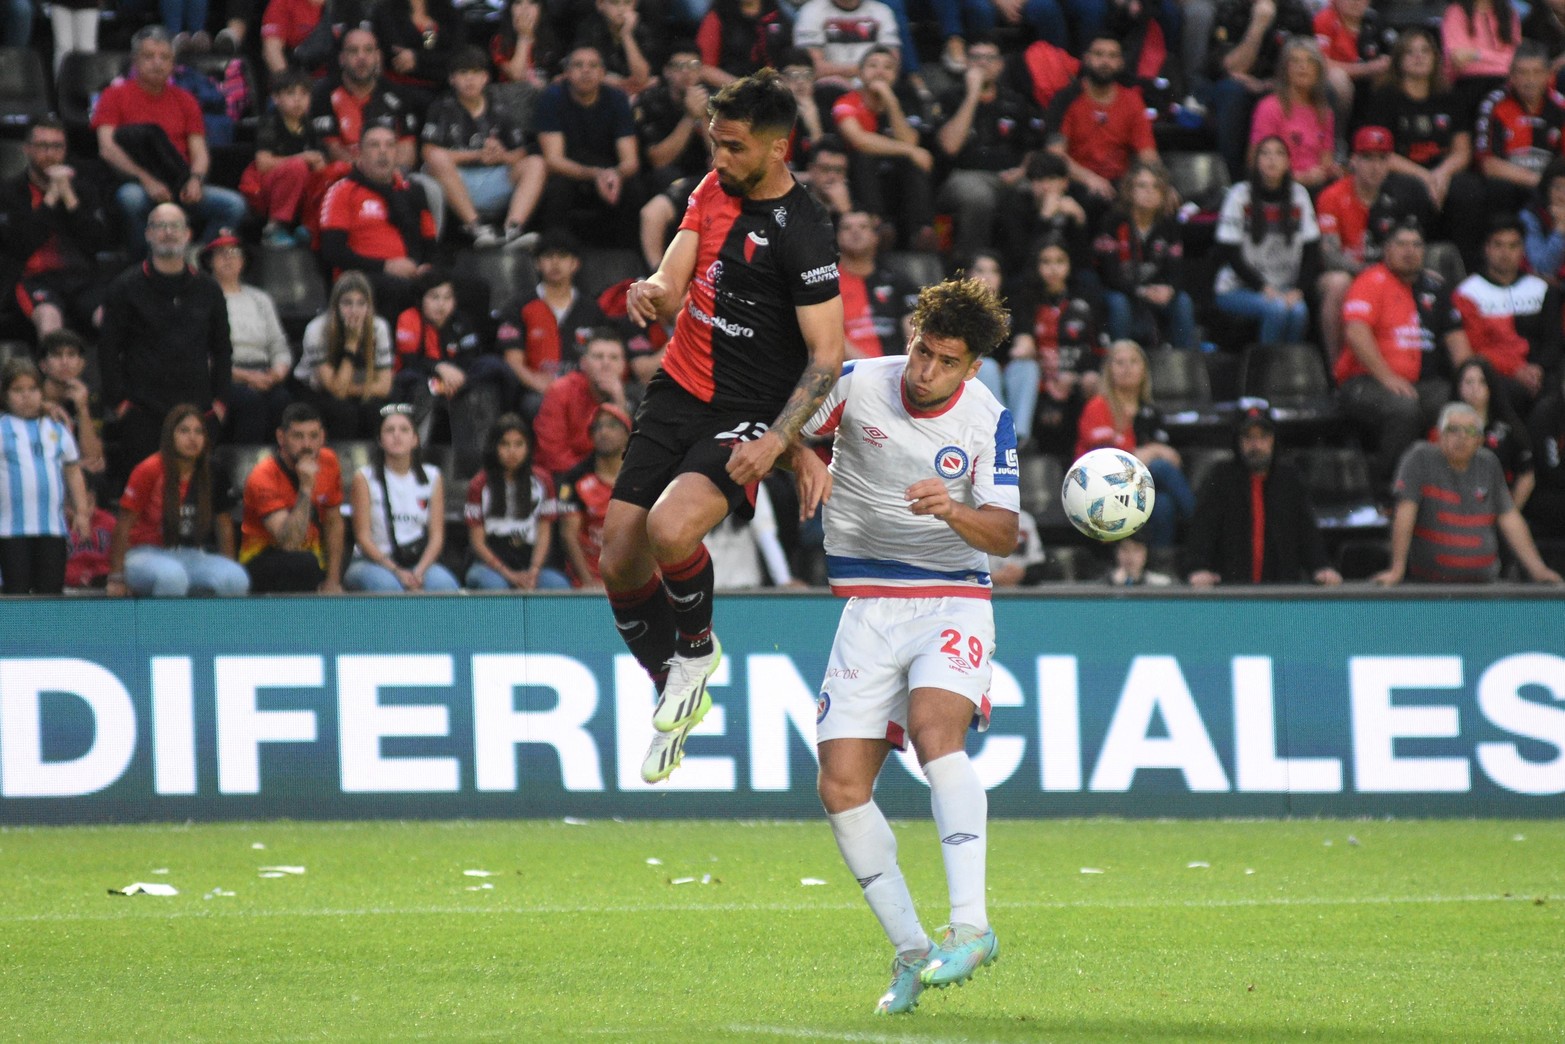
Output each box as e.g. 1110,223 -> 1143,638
295,271 -> 394,439
1212,135 -> 1320,345
465,413 -> 571,591
1249,36 -> 1340,190
1074,340 -> 1194,548
1009,235 -> 1101,457
343,403 -> 459,593
108,404 -> 248,597
1450,356 -> 1535,509
1442,0 -> 1520,118
1366,27 -> 1474,211
1096,160 -> 1196,350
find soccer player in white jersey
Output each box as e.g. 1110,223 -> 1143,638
790,278 -> 1019,1014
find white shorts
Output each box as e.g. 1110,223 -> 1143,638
816,596 -> 994,751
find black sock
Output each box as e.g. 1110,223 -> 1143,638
660,546 -> 715,657
607,574 -> 676,689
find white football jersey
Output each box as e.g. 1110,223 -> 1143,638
803,356 -> 1020,597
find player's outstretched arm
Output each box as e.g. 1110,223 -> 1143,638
728,297 -> 845,485
626,229 -> 700,328
906,478 -> 1019,556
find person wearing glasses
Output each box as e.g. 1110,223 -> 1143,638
0,116 -> 111,342
637,42 -> 714,194
1375,401 -> 1562,585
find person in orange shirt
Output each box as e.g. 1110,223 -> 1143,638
240,401 -> 346,592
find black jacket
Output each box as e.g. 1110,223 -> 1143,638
1186,457 -> 1331,583
98,262 -> 233,413
0,170 -> 111,290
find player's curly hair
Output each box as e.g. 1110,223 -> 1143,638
909,277 -> 1011,359
708,69 -> 797,138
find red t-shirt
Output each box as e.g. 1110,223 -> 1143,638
1314,175 -> 1370,262
830,91 -> 879,135
239,449 -> 343,563
1314,5 -> 1362,64
120,454 -> 190,547
1056,86 -> 1155,184
556,465 -> 614,584
1337,264 -> 1427,383
533,371 -> 602,475
261,0 -> 323,48
319,172 -> 434,273
1075,394 -> 1134,460
839,271 -> 884,359
91,78 -> 205,162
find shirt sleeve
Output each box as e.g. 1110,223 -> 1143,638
120,457 -> 156,514
1342,271 -> 1380,327
610,89 -> 636,141
972,407 -> 1021,511
532,86 -> 564,135
1215,183 -> 1248,245
791,2 -> 825,48
777,203 -> 841,306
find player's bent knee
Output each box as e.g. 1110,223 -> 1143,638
817,770 -> 874,814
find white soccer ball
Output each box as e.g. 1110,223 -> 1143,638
1061,448 -> 1156,542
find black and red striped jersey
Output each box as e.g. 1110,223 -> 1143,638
662,171 -> 840,414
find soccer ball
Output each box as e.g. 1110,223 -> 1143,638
1061,448 -> 1156,542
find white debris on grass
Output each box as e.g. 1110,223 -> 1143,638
1186,861 -> 1210,869
110,882 -> 178,896
257,865 -> 305,875
645,858 -> 663,866
800,878 -> 828,886
462,870 -> 495,877
1080,867 -> 1106,874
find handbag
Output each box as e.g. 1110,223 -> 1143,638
378,468 -> 429,570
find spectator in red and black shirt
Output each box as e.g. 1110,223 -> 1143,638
835,209 -> 916,359
0,116 -> 111,340
534,330 -> 631,475
309,27 -> 422,171
1474,43 -> 1565,226
1094,159 -> 1195,350
556,402 -> 631,588
1313,0 -> 1392,125
698,0 -> 787,85
612,72 -> 843,768
1452,216 -> 1562,410
240,70 -> 334,248
830,45 -> 936,251
319,123 -> 437,319
1365,28 -> 1477,213
1011,235 -> 1101,458
495,229 -> 608,415
934,33 -> 1039,261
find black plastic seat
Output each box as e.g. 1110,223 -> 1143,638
1147,348 -> 1231,443
453,246 -> 538,313
253,245 -> 327,344
0,47 -> 49,134
1239,343 -> 1339,430
1165,150 -> 1231,208
0,138 -> 25,180
56,51 -> 130,143
577,247 -> 647,302
1284,446 -> 1387,530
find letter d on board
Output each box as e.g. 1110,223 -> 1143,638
1,659 -> 136,797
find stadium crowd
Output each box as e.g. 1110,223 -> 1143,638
3,0 -> 1565,594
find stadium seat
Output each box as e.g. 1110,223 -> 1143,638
215,443 -> 273,504
0,340 -> 31,366
1165,151 -> 1230,208
0,138 -> 24,180
882,250 -> 945,290
452,246 -> 537,314
1336,537 -> 1390,580
1238,343 -> 1339,431
253,245 -> 327,344
57,51 -> 131,143
0,47 -> 49,133
577,247 -> 646,301
1147,347 -> 1230,443
1020,451 -> 1074,540
1183,446 -> 1234,496
1283,446 -> 1387,531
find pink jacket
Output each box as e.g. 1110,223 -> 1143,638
1441,3 -> 1521,81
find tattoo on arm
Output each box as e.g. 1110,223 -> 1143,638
769,362 -> 838,445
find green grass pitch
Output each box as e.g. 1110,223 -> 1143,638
3,818 -> 1561,1042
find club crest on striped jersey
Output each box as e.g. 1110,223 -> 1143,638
744,229 -> 768,262
934,445 -> 969,479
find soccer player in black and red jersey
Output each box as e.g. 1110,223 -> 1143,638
603,69 -> 845,784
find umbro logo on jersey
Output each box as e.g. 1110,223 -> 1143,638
861,424 -> 886,447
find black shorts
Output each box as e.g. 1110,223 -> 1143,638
612,374 -> 772,518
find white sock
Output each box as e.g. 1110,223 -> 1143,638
827,801 -> 930,956
925,751 -> 988,930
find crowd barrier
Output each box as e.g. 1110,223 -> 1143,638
1,590 -> 1561,824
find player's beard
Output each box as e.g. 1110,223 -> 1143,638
717,164 -> 765,197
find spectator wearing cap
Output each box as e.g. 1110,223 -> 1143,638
240,68 -> 332,250
554,401 -> 631,589
1452,214 -> 1563,413
98,202 -> 232,498
533,330 -> 631,476
1336,221 -> 1472,492
1187,404 -> 1342,587
420,46 -> 546,247
495,229 -> 607,417
0,116 -> 112,340
208,232 -> 294,444
1376,401 -> 1562,585
319,122 -> 438,322
534,45 -> 642,250
1315,125 -> 1436,364
90,26 -> 248,257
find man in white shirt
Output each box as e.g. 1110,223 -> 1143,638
791,278 -> 1017,1015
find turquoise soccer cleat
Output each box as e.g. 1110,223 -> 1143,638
653,636 -> 721,732
919,923 -> 998,988
874,950 -> 930,1014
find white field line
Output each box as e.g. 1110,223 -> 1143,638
6,891 -> 1558,925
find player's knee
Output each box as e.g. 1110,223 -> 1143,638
817,770 -> 873,814
645,506 -> 705,564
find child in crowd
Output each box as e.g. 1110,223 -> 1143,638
0,359 -> 91,594
239,68 -> 334,248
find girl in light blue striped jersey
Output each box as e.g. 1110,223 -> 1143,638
0,358 -> 92,594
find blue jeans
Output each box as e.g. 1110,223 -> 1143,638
2,0 -> 31,45
116,181 -> 247,257
1213,288 -> 1310,346
1203,77 -> 1261,182
1141,457 -> 1195,549
962,0 -> 1071,47
973,357 -> 1040,440
465,562 -> 573,591
1105,289 -> 1199,350
125,546 -> 250,596
344,559 -> 461,592
160,0 -> 208,33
